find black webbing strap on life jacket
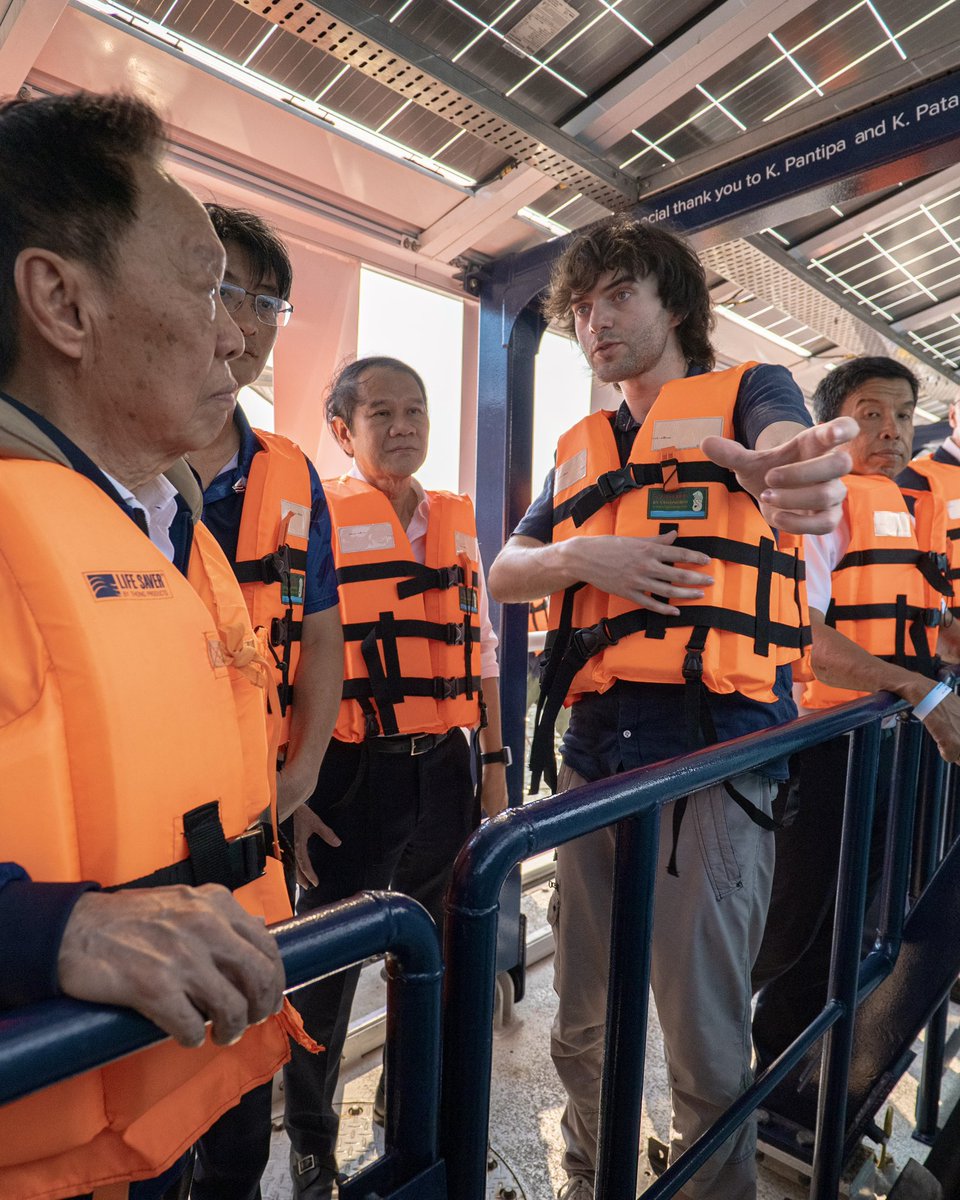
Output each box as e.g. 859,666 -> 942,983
670,628 -> 779,875
529,597 -> 549,630
234,544 -> 306,718
826,592 -> 940,678
561,461 -> 742,529
529,606 -> 808,794
834,547 -> 953,596
110,803 -> 267,892
335,558 -> 465,597
343,580 -> 477,733
233,546 -> 308,585
529,532 -> 808,797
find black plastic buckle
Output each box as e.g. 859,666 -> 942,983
433,677 -> 458,700
682,649 -> 704,682
260,551 -> 286,585
570,619 -> 617,662
925,608 -> 943,628
446,623 -> 465,645
270,616 -> 288,646
596,468 -> 630,502
438,566 -> 462,590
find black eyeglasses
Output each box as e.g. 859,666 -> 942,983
219,281 -> 293,328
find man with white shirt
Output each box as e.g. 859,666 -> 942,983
0,90 -> 290,1200
899,394 -> 960,622
753,355 -> 960,1088
283,356 -> 508,1200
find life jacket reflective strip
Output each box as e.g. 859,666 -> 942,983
532,364 -> 809,791
233,429 -> 312,744
325,477 -> 483,742
803,473 -> 950,709
899,453 -> 960,616
0,461 -> 292,1200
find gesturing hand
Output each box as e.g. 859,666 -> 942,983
57,885 -> 285,1048
701,416 -> 856,534
294,804 -> 341,889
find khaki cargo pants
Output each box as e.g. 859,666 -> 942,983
549,765 -> 775,1200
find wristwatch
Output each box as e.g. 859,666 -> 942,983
480,747 -> 513,766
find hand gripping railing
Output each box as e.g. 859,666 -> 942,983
440,692 -> 922,1200
0,891 -> 446,1200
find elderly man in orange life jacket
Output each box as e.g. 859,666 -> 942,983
489,216 -> 856,1200
283,355 -> 508,1200
752,356 -> 960,1118
0,91 -> 297,1200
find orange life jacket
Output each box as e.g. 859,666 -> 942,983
0,459 -> 294,1200
528,598 -> 549,633
232,429 -> 312,744
803,472 -> 950,709
532,365 -> 808,789
324,477 -> 483,742
899,450 -> 960,617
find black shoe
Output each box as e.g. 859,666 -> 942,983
291,1150 -> 337,1200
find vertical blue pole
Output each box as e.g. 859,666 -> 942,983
474,287 -> 546,978
811,720 -> 881,1199
595,809 -> 660,1200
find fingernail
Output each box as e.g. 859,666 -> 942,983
760,490 -> 775,502
226,1030 -> 245,1046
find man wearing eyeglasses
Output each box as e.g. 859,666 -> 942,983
183,205 -> 344,1200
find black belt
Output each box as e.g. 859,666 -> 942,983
366,729 -> 455,757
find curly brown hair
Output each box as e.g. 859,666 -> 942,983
543,216 -> 715,370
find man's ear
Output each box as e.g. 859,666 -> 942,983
330,415 -> 355,457
13,248 -> 96,363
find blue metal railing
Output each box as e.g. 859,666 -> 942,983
440,691 -> 952,1200
0,891 -> 447,1200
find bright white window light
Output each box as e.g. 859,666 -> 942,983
74,0 -> 477,189
715,304 -> 813,357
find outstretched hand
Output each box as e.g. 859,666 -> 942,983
701,416 -> 857,534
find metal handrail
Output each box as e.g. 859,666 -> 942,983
0,890 -> 444,1198
440,691 -> 918,1200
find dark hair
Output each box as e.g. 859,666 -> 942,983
325,356 -> 427,430
543,216 -> 715,370
0,91 -> 164,384
812,356 -> 919,423
204,203 -> 293,300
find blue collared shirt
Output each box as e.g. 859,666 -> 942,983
200,408 -> 338,616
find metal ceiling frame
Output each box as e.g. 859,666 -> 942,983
561,0 -> 818,153
229,0 -> 637,209
633,40 -> 960,197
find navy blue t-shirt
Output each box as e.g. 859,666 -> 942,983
201,407 -> 339,616
515,363 -> 810,782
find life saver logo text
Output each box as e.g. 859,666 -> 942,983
84,571 -> 173,600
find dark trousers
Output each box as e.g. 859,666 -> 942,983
752,731 -> 891,1075
188,1080 -> 274,1200
284,730 -> 477,1170
184,814 -> 300,1200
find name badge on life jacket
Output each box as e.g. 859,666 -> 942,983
459,585 -> 479,615
647,487 -> 708,520
282,571 -> 306,607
